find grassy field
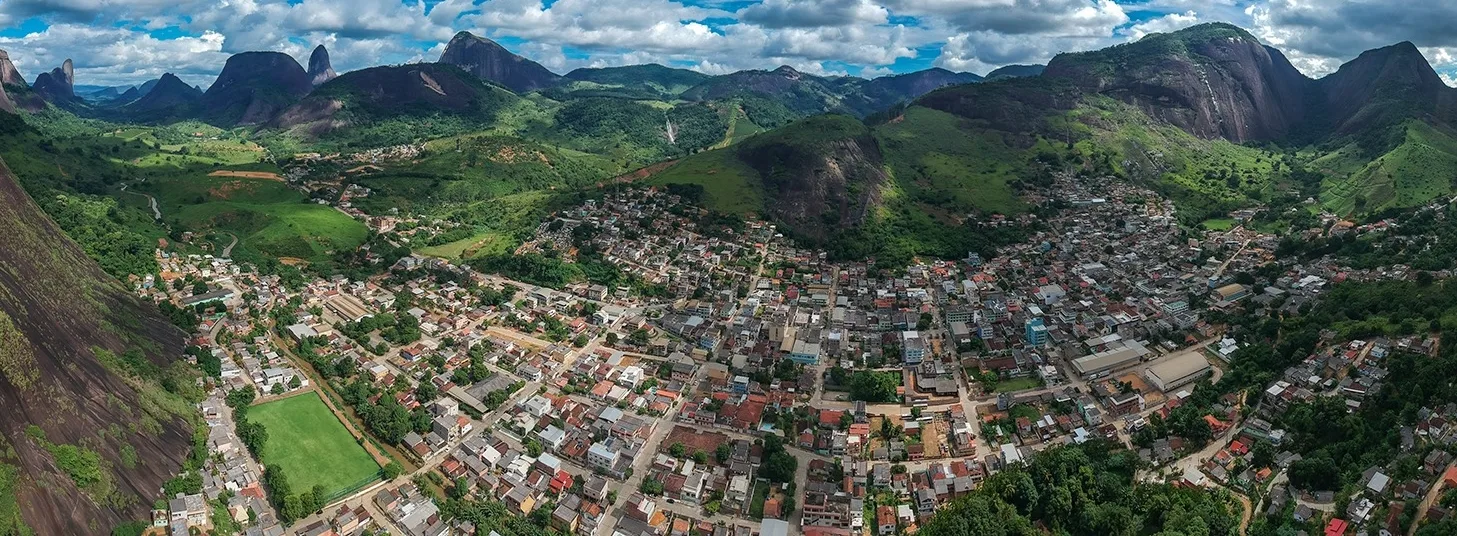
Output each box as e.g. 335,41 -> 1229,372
1201,218 -> 1235,231
649,148 -> 764,216
249,393 -> 380,497
144,173 -> 367,262
417,230 -> 515,259
991,376 -> 1045,393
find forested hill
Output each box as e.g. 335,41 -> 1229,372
919,442 -> 1240,536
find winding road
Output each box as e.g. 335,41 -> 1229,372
221,232 -> 239,258
119,183 -> 161,220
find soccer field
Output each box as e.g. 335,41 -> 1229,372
249,392 -> 380,497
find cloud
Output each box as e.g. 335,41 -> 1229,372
0,23 -> 228,86
1247,0 -> 1457,77
738,0 -> 888,29
1122,10 -> 1201,40
470,0 -> 728,54
888,0 -> 1129,36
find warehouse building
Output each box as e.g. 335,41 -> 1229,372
1071,340 -> 1151,378
1144,352 -> 1213,392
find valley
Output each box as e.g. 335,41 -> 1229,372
3,17 -> 1457,536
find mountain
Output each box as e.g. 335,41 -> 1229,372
860,68 -> 982,104
125,73 -> 203,114
137,78 -> 159,96
0,52 -> 25,88
0,147 -> 191,535
555,64 -> 710,100
678,66 -> 983,119
1042,23 -> 1308,142
652,115 -> 887,237
115,86 -> 141,103
438,31 -> 560,93
31,59 -> 75,103
1309,41 -> 1456,135
199,51 -> 312,126
985,64 -> 1045,80
273,63 -> 519,142
308,45 -> 338,87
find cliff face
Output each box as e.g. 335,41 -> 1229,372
0,51 -> 24,88
307,45 -> 338,87
1311,41 -> 1457,133
199,51 -> 312,125
31,59 -> 74,103
735,116 -> 888,240
1043,23 -> 1310,142
438,32 -> 560,93
0,151 -> 190,536
273,63 -> 517,137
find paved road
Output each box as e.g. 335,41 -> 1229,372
1407,460 -> 1455,536
594,371 -> 700,536
120,183 -> 162,220
221,232 -> 239,258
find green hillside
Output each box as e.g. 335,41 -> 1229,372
1316,120 -> 1457,214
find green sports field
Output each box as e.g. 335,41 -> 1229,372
249,393 -> 380,497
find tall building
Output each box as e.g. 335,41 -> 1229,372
1024,318 -> 1049,347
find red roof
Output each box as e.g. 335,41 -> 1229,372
819,409 -> 845,427
1324,518 -> 1348,536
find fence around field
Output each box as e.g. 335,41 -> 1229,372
321,471 -> 384,505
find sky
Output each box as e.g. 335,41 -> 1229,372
2,0 -> 1457,89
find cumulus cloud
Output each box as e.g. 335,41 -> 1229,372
738,0 -> 888,29
1247,0 -> 1457,77
1122,10 -> 1201,40
888,0 -> 1129,36
0,24 -> 228,86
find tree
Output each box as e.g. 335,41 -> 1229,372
270,382 -> 285,395
715,443 -> 732,464
692,450 -> 709,464
288,375 -> 302,389
573,334 -> 589,347
640,478 -> 664,495
451,477 -> 471,499
848,371 -> 900,403
416,381 -> 438,402
281,494 -> 304,524
238,421 -> 269,455
1251,440 -> 1276,468
629,328 -> 650,346
526,439 -> 544,457
226,388 -> 256,410
383,461 -> 403,480
669,442 -> 687,458
762,452 -> 798,483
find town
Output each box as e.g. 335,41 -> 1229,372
136,168 -> 1456,536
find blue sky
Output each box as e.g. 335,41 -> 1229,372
1,0 -> 1456,88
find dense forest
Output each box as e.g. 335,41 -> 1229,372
920,442 -> 1240,536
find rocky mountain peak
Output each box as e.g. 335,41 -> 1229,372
308,44 -> 338,87
31,59 -> 76,102
0,50 -> 25,87
1042,22 -> 1309,142
772,65 -> 802,79
438,31 -> 560,93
